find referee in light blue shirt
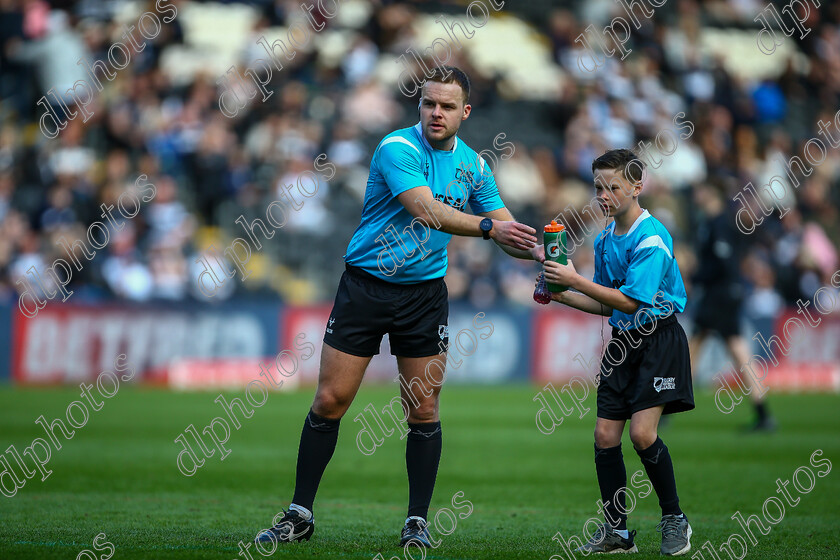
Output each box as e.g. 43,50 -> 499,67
254,66 -> 543,547
543,149 -> 694,556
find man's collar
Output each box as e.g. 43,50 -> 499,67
414,122 -> 458,153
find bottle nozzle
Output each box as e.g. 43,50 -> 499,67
544,220 -> 565,232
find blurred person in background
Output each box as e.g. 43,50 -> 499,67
102,223 -> 153,301
742,253 -> 784,365
689,181 -> 776,432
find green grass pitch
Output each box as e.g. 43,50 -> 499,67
0,385 -> 838,560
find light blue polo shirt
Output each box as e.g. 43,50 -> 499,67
593,210 -> 687,330
344,123 -> 505,283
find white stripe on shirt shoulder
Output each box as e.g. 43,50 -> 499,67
379,136 -> 421,154
626,210 -> 651,235
633,235 -> 672,258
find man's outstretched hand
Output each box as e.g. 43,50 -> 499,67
530,244 -> 545,263
491,220 -> 537,251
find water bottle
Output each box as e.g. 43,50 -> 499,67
544,220 -> 568,293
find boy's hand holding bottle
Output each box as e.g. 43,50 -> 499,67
533,220 -> 571,304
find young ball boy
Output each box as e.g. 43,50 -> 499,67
543,149 -> 694,555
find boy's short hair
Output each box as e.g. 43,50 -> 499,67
422,66 -> 471,105
592,149 -> 645,183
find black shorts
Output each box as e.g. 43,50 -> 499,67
597,314 -> 695,420
323,264 -> 449,358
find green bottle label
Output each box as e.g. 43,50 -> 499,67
544,229 -> 568,292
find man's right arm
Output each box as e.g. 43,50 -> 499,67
397,186 -> 537,251
377,139 -> 535,250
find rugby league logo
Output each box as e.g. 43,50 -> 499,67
653,377 -> 676,392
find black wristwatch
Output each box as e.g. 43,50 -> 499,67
479,218 -> 493,240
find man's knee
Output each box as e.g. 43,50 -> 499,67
312,388 -> 353,419
629,425 -> 657,449
407,397 -> 439,423
594,424 -> 621,448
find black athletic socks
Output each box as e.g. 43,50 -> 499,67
291,409 -> 341,512
755,401 -> 768,422
636,437 -> 682,516
406,421 -> 442,519
291,412 -> 442,518
594,444 -> 628,530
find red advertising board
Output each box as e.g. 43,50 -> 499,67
531,308 -> 607,384
12,304 -> 273,384
11,302 -> 839,392
168,358 -> 301,390
717,311 -> 840,391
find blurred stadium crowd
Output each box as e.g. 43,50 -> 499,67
0,0 -> 838,324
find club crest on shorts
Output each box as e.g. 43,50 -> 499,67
653,377 -> 676,392
438,324 -> 449,340
326,317 -> 335,334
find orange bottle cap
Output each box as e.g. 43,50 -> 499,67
544,220 -> 564,232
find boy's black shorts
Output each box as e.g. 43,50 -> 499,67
597,314 -> 695,420
323,264 -> 449,358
